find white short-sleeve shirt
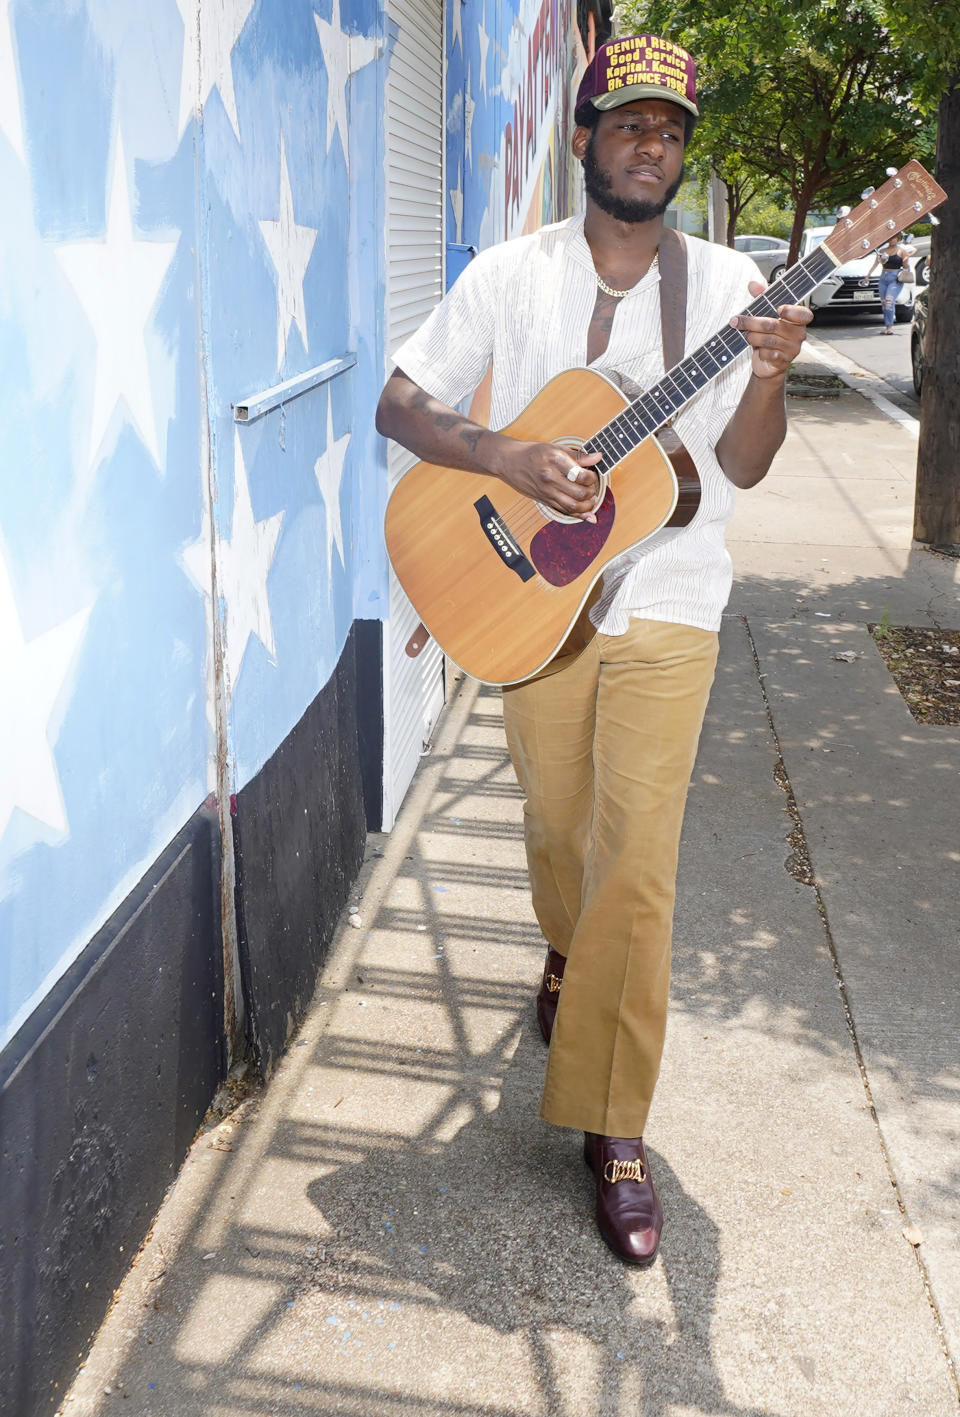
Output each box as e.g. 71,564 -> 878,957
392,216 -> 763,634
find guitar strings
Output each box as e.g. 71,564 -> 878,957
488,249 -> 834,546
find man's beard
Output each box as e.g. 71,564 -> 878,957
583,133 -> 684,223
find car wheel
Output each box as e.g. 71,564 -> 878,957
769,263 -> 786,282
915,256 -> 927,286
911,332 -> 923,396
895,302 -> 913,324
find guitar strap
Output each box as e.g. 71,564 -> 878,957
657,226 -> 688,372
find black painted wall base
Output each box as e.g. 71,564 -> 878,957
0,622 -> 380,1415
0,802 -> 224,1417
234,625 -> 369,1074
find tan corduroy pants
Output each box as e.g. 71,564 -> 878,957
501,617 -> 719,1138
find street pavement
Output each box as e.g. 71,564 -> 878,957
62,354 -> 960,1417
805,309 -> 920,410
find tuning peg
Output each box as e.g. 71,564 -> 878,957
885,167 -> 898,177
861,186 -> 875,199
837,205 -> 851,218
930,214 -> 940,226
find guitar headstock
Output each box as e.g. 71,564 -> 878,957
823,160 -> 946,264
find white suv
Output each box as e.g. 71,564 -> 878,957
799,225 -> 916,322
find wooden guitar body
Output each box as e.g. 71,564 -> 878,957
384,367 -> 700,686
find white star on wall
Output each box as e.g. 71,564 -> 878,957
182,431 -> 284,698
451,0 -> 464,55
477,15 -> 490,99
0,550 -> 90,842
313,394 -> 350,571
0,0 -> 25,161
55,134 -> 177,473
175,0 -> 255,139
314,0 -> 381,173
449,163 -> 463,244
465,65 -> 475,167
259,133 -> 318,370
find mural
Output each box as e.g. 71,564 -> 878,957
445,0 -> 583,255
0,0 -> 382,1050
0,0 -> 586,1057
444,0 -> 585,426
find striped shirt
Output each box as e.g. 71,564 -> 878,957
392,215 -> 762,634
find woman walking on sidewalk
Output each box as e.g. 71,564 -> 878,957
862,232 -> 915,332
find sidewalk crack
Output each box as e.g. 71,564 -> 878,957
740,612 -> 960,1404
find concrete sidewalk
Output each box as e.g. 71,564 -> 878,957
63,362 -> 959,1417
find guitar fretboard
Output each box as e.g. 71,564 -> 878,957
582,243 -> 838,471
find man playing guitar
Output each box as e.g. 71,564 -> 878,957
376,35 -> 811,1265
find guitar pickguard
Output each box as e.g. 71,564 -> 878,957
529,488 -> 616,586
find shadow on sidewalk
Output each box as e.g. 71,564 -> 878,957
729,549 -> 959,627
282,1020 -> 778,1417
69,675 -> 958,1414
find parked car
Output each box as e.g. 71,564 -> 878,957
911,285 -> 928,395
733,234 -> 791,281
908,233 -> 931,285
799,225 -> 916,322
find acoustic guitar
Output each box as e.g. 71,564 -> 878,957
385,160 -> 945,686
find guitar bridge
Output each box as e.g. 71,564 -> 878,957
474,496 -> 536,581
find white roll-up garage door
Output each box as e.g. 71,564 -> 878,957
382,0 -> 445,829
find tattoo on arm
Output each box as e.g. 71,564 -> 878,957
396,378 -> 490,468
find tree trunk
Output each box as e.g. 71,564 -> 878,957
914,75 -> 960,549
706,174 -> 727,244
787,195 -> 811,266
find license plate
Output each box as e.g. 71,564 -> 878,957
853,290 -> 874,301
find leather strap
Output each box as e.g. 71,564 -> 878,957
406,620 -> 430,657
657,227 -> 687,371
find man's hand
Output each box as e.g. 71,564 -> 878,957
729,279 -> 813,380
376,369 -> 602,521
495,441 -> 602,522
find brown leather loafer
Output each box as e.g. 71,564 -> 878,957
584,1133 -> 662,1266
536,947 -> 566,1043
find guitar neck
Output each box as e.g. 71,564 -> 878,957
582,243 -> 839,471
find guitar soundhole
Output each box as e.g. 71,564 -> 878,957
529,489 -> 615,586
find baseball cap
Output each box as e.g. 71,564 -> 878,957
575,35 -> 698,126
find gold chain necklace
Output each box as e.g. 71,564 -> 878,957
596,251 -> 659,299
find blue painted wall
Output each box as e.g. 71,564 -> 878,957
0,0 -> 386,1050
0,0 -> 585,1055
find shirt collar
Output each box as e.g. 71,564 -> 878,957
564,213 -> 663,294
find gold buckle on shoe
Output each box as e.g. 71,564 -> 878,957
545,974 -> 563,994
604,1158 -> 646,1184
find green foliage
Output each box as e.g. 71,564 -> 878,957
676,172 -> 709,225
859,3 -> 960,110
736,194 -> 793,240
610,0 -> 945,253
874,606 -> 894,640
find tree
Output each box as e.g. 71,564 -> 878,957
685,147 -> 772,246
611,1 -> 935,261
864,4 -> 960,549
